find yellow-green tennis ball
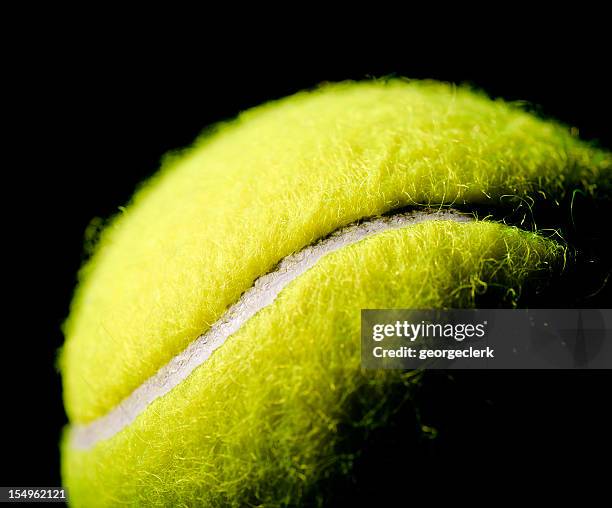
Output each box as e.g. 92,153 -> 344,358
60,80 -> 611,506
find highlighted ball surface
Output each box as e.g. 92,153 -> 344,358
60,81 -> 611,506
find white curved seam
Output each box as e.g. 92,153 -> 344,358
70,209 -> 472,450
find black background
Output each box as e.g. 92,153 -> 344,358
5,26 -> 612,501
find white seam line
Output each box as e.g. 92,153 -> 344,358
70,209 -> 472,449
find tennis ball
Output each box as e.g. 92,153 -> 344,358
60,80 -> 611,506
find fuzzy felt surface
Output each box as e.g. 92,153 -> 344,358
61,80 -> 611,425
62,220 -> 562,507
